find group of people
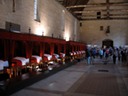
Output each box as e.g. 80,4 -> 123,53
86,46 -> 128,65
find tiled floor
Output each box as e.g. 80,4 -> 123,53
11,58 -> 128,96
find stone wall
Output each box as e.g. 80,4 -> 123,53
0,0 -> 80,41
80,20 -> 128,47
80,0 -> 128,47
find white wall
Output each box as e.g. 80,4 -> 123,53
0,0 -> 80,41
80,0 -> 128,47
80,20 -> 128,47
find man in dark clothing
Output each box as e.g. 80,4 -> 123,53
113,50 -> 117,64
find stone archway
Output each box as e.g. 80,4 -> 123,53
102,39 -> 113,48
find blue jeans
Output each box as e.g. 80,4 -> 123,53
87,57 -> 91,64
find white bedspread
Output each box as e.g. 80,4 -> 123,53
70,52 -> 73,56
44,54 -> 52,60
76,51 -> 79,54
73,52 -> 76,55
14,57 -> 29,66
60,53 -> 65,57
79,51 -> 82,54
53,54 -> 59,59
32,55 -> 42,63
0,60 -> 9,70
81,51 -> 85,54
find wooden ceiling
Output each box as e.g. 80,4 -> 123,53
56,0 -> 89,20
56,0 -> 128,21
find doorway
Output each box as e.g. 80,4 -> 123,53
102,39 -> 113,48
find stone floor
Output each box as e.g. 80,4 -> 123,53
10,57 -> 128,96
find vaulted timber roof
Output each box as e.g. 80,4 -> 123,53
56,0 -> 128,21
56,0 -> 89,20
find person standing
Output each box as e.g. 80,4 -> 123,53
113,49 -> 117,64
117,48 -> 121,62
86,49 -> 91,64
99,48 -> 103,59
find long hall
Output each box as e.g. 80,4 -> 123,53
0,0 -> 128,96
11,57 -> 128,96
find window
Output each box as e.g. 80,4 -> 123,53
62,10 -> 65,32
100,26 -> 103,31
12,0 -> 16,12
34,0 -> 40,22
97,12 -> 101,19
5,22 -> 21,32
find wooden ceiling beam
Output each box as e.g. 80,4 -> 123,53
81,17 -> 128,21
56,0 -> 128,20
73,9 -> 128,14
66,2 -> 128,9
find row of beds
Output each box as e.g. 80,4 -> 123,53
0,51 -> 85,79
0,53 -> 65,88
0,51 -> 85,91
11,53 -> 65,74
